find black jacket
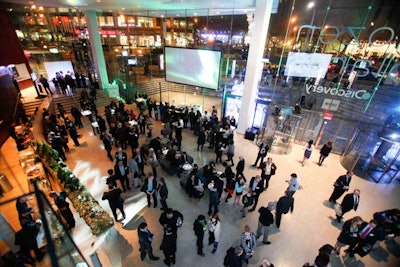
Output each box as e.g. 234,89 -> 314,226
341,193 -> 359,213
159,210 -> 184,233
236,159 -> 245,173
258,206 -> 274,226
193,219 -> 206,237
276,195 -> 294,214
249,177 -> 264,195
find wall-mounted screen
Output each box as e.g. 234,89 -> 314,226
285,52 -> 332,78
44,61 -> 74,80
128,58 -> 138,65
164,46 -> 222,90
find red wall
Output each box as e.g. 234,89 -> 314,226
0,8 -> 31,73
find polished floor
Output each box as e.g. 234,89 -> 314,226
1,87 -> 399,267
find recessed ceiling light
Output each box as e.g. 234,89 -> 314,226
122,8 -> 125,10
161,15 -> 164,18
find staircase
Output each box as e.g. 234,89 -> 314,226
22,98 -> 44,117
48,90 -> 116,115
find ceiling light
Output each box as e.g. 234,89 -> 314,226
31,4 -> 36,9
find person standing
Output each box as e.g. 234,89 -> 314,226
260,157 -> 277,189
226,139 -> 235,166
114,147 -> 128,167
333,216 -> 364,255
336,189 -> 360,223
248,175 -> 264,212
329,171 -> 353,203
301,140 -> 314,166
65,118 -> 80,146
240,225 -> 257,264
234,176 -> 245,206
141,174 -> 158,208
138,222 -> 159,261
105,169 -> 116,187
197,127 -> 206,151
50,191 -> 75,229
102,132 -> 113,161
224,246 -> 243,267
223,162 -> 235,202
129,154 -> 140,188
15,220 -> 45,264
101,183 -> 125,222
193,215 -> 207,256
252,140 -> 269,168
256,202 -> 275,245
39,75 -> 53,95
318,141 -> 333,166
207,214 -> 221,254
160,225 -> 177,266
159,208 -> 184,236
207,180 -> 219,215
275,191 -> 294,228
286,173 -> 300,197
235,156 -> 246,181
147,148 -> 159,178
135,147 -> 146,177
347,219 -> 383,258
157,178 -> 169,210
114,160 -> 130,193
241,191 -> 254,217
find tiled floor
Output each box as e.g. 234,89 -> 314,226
1,86 -> 399,267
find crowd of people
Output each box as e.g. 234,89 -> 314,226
21,87 -> 398,267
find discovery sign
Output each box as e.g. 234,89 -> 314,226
305,84 -> 371,100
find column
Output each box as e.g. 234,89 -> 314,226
236,0 -> 273,134
85,10 -> 109,89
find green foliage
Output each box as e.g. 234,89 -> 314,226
34,141 -> 114,235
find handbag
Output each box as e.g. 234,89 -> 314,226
334,203 -> 342,216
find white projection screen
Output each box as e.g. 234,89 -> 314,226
44,61 -> 74,80
285,52 -> 332,78
165,47 -> 222,90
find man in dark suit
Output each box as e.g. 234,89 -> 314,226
347,219 -> 384,257
252,140 -> 269,168
275,191 -> 294,228
114,160 -> 130,192
329,171 -> 353,203
115,147 -> 128,167
337,189 -> 360,222
236,156 -> 246,181
102,183 -> 125,222
102,132 -> 113,161
248,175 -> 264,212
135,147 -> 146,176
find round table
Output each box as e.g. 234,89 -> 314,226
128,120 -> 138,126
182,163 -> 193,171
81,110 -> 92,116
